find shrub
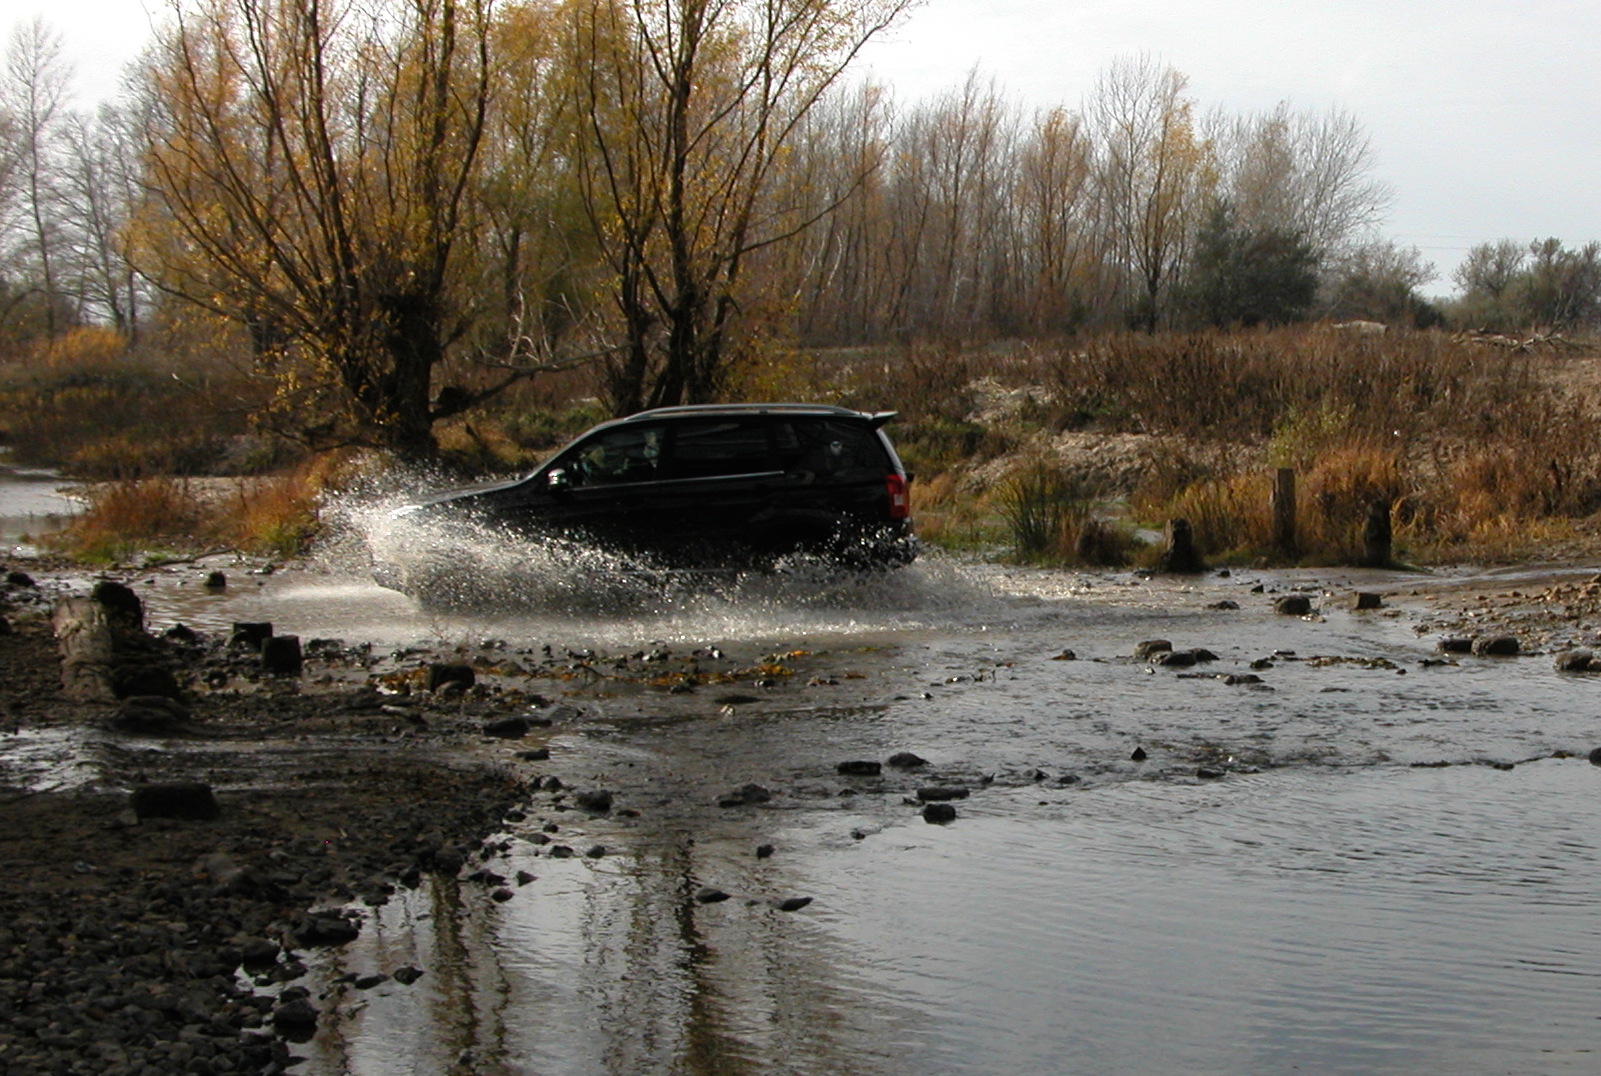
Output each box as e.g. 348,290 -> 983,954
49,457 -> 341,563
50,478 -> 209,563
1162,471 -> 1271,559
217,471 -> 323,557
0,358 -> 265,475
1000,461 -> 1118,563
1299,442 -> 1406,561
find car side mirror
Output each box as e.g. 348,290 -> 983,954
547,467 -> 573,492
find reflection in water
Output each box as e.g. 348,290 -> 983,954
311,759 -> 1601,1075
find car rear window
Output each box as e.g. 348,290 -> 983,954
777,419 -> 889,481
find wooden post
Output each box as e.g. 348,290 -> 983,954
1361,500 -> 1393,568
1271,468 -> 1296,558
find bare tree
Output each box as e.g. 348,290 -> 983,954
135,0 -> 499,458
1451,237 -> 1526,330
1213,101 -> 1391,260
1522,238 -> 1601,331
1323,239 -> 1436,326
779,80 -> 895,345
1,18 -> 72,336
1088,56 -> 1212,329
566,0 -> 915,414
1014,105 -> 1094,334
59,103 -> 146,335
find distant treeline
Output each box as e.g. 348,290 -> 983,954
0,2 -> 1596,456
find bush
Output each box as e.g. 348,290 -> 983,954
0,356 -> 267,475
1000,461 -> 1123,564
50,478 -> 209,563
49,457 -> 338,563
894,415 -> 1014,478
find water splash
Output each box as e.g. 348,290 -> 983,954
309,481 -> 1000,647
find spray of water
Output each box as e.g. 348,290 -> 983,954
311,471 -> 1001,646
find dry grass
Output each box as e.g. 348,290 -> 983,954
21,322 -> 1601,568
998,459 -> 1136,565
908,471 -> 1003,551
50,478 -> 210,563
895,327 -> 1601,566
50,458 -> 338,563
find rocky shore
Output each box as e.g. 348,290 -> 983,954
1,572 -> 533,1076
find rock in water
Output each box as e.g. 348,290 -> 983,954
230,622 -> 273,649
90,580 -> 144,631
1555,650 -> 1595,672
130,781 -> 219,821
915,786 -> 970,802
484,716 -> 532,739
108,696 -> 191,734
427,663 -> 476,692
261,634 -> 303,675
574,790 -> 614,813
1472,635 -> 1521,657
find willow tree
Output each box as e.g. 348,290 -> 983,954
565,0 -> 915,415
1088,56 -> 1212,330
135,0 -> 494,458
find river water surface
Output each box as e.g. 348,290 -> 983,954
111,542 -> 1601,1076
0,454 -> 76,553
5,465 -> 1599,1074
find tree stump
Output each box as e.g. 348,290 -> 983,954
1157,518 -> 1205,573
52,598 -> 119,703
1271,468 -> 1297,558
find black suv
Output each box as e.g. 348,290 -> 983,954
375,404 -> 915,589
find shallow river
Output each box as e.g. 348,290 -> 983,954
0,455 -> 77,554
112,544 -> 1601,1076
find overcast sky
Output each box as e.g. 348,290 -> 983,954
5,0 -> 1599,297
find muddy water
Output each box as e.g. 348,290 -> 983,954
124,550 -> 1601,1075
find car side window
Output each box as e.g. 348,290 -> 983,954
786,419 -> 886,481
567,426 -> 665,485
667,420 -> 774,479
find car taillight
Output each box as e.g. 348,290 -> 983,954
886,473 -> 910,519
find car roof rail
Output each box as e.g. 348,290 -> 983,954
622,402 -> 876,421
